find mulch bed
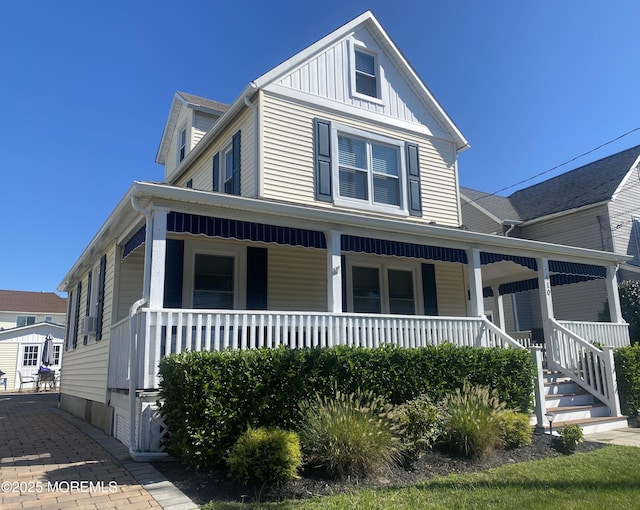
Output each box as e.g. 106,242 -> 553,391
152,433 -> 605,506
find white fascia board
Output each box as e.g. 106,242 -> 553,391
519,200 -> 610,227
459,191 -> 503,225
57,185 -> 142,293
155,93 -> 189,165
611,154 -> 640,201
253,11 -> 469,152
263,85 -> 454,143
164,83 -> 257,184
132,181 -> 629,266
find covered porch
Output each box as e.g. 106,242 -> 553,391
107,183 -> 631,455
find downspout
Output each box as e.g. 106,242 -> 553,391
244,84 -> 260,197
503,219 -> 523,237
128,196 -> 152,456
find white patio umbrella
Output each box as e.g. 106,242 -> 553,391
42,335 -> 54,366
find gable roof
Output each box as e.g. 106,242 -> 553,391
155,91 -> 229,165
254,10 -> 468,151
0,290 -> 67,314
462,145 -> 640,223
459,187 -> 522,223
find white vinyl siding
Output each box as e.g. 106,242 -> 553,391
116,246 -> 144,322
165,106 -> 192,181
268,245 -> 327,311
519,204 -> 610,251
174,108 -> 255,197
0,343 -> 18,390
193,111 -> 218,146
60,244 -> 115,403
261,93 -> 460,226
609,175 -> 640,261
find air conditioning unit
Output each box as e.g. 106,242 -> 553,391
83,316 -> 98,336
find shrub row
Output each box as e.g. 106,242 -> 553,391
158,344 -> 536,467
614,344 -> 640,416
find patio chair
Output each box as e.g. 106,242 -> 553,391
18,371 -> 36,392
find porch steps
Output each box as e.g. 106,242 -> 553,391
541,371 -> 628,435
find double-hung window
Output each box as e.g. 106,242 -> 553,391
17,316 -> 36,328
332,124 -> 406,214
223,143 -> 234,194
354,49 -> 378,98
178,128 -> 187,162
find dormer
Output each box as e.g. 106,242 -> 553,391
156,91 -> 229,182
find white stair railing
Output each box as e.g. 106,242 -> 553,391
547,318 -> 621,417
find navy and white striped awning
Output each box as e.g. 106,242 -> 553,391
498,273 -> 603,295
167,212 -> 327,248
549,260 -> 606,278
122,226 -> 146,260
341,235 -> 468,264
480,252 -> 537,271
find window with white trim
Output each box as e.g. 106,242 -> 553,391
350,43 -> 381,102
193,254 -> 235,309
332,124 -> 407,214
53,344 -> 61,365
178,127 -> 187,162
22,345 -> 39,367
16,316 -> 36,327
348,259 -> 419,314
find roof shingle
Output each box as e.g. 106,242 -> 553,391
0,290 -> 67,314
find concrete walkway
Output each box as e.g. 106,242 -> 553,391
0,392 -> 198,510
584,426 -> 640,447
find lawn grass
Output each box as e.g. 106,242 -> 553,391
203,445 -> 640,509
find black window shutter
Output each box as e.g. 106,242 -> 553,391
65,289 -> 73,351
84,270 -> 92,345
212,152 -> 220,192
406,143 -> 422,216
232,130 -> 241,195
73,282 -> 82,349
421,263 -> 438,316
314,118 -> 332,202
246,247 -> 268,309
96,254 -> 107,340
164,239 -> 184,308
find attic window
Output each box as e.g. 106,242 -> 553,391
179,128 -> 187,162
351,44 -> 381,102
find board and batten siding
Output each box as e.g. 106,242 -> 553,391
261,93 -> 460,226
174,108 -> 256,197
268,245 -> 327,311
61,244 -> 116,404
520,204 -> 610,251
276,27 -> 449,139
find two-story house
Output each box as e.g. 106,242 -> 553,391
58,12 -> 631,457
460,145 -> 640,338
0,290 -> 66,390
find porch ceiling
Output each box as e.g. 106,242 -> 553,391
480,260 -> 536,287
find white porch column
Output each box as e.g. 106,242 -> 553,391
148,207 -> 170,309
493,286 -> 505,330
606,265 -> 623,323
537,257 -> 555,367
326,231 -> 342,313
467,248 -> 484,317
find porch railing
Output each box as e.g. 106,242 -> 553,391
557,320 -> 630,348
109,309 -> 523,390
547,318 -> 621,416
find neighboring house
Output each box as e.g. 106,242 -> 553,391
58,11 -> 631,457
0,322 -> 64,391
0,290 -> 67,330
460,145 -> 640,336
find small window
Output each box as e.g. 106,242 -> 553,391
17,316 -> 36,328
354,49 -> 378,98
186,179 -> 193,188
22,345 -> 39,367
179,128 -> 187,162
45,316 -> 53,323
53,344 -> 61,365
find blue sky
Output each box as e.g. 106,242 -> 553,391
1,1 -> 639,296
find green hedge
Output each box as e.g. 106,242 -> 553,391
158,344 -> 536,467
614,344 -> 640,416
